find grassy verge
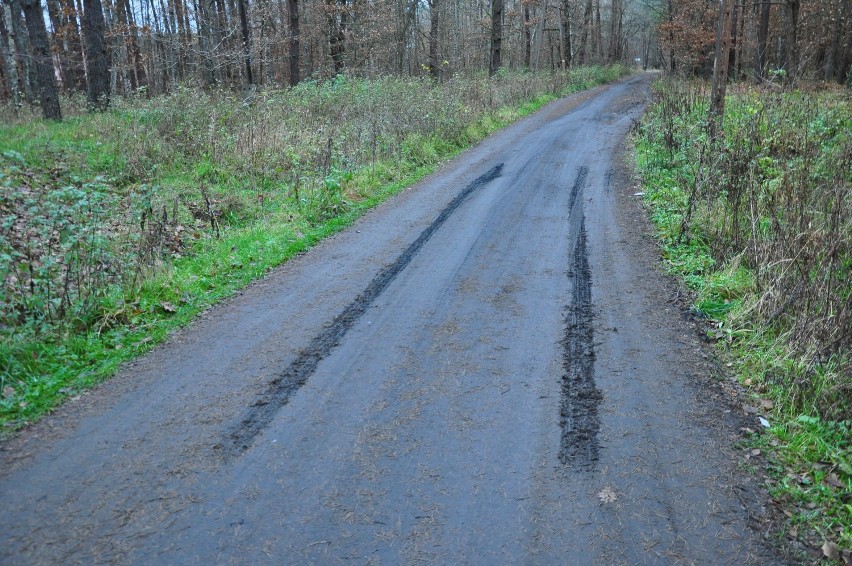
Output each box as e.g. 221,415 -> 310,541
634,77 -> 851,557
0,65 -> 629,430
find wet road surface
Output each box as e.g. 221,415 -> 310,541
0,74 -> 782,564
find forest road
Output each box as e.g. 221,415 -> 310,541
0,73 -> 785,565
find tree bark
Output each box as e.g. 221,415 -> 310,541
288,0 -> 299,85
560,0 -> 571,68
709,0 -> 732,137
82,0 -> 110,109
489,0 -> 502,76
577,0 -> 591,65
7,0 -> 37,100
0,3 -> 15,101
755,0 -> 770,80
523,1 -> 531,68
237,0 -> 253,85
428,0 -> 438,79
20,0 -> 62,119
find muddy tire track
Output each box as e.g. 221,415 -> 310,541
559,166 -> 602,468
225,164 -> 504,456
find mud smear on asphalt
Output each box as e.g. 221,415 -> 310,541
560,166 -> 602,469
224,164 -> 504,456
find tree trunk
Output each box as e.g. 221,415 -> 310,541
61,0 -> 86,91
45,0 -> 75,92
489,0 -> 502,76
428,0 -> 438,79
782,0 -> 799,77
288,0 -> 299,85
709,0 -> 732,137
523,1 -> 531,68
237,0 -> 253,85
8,0 -> 37,100
0,3 -> 15,101
755,0 -> 769,80
327,0 -> 345,75
82,0 -> 110,109
608,0 -> 621,62
20,0 -> 62,119
577,0 -> 591,65
560,0 -> 571,68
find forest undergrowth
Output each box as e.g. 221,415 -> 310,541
0,65 -> 628,429
635,77 -> 851,556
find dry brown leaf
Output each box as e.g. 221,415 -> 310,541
160,301 -> 177,313
823,540 -> 840,561
2,386 -> 14,399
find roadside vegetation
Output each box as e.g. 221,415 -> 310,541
635,77 -> 851,557
0,65 -> 628,430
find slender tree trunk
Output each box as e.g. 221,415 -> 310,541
82,0 -> 111,109
237,0 -> 252,84
523,1 -> 531,68
577,0 -> 591,65
428,0 -> 438,79
8,0 -> 37,100
45,0 -> 74,91
782,0 -> 799,77
709,0 -> 732,137
61,0 -> 85,90
288,0 -> 298,85
560,0 -> 571,68
489,0 -> 502,75
756,0 -> 770,80
20,0 -> 62,119
0,3 -> 15,101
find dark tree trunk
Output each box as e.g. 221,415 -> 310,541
710,0 -> 732,137
327,0 -> 345,74
756,0 -> 770,80
608,0 -> 621,62
561,0 -> 571,68
728,0 -> 738,75
0,4 -> 14,101
782,0 -> 799,77
237,0 -> 253,85
578,0 -> 591,65
288,0 -> 299,85
8,0 -> 38,100
20,0 -> 62,119
45,0 -> 74,91
488,0 -> 502,76
428,0 -> 438,79
82,0 -> 110,109
61,0 -> 86,91
523,1 -> 531,68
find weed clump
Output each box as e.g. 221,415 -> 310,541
636,77 -> 851,552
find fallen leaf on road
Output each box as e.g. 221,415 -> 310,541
598,486 -> 617,504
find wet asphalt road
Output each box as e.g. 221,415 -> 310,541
0,74 -> 782,564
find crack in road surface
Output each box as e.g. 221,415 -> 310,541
226,164 -> 504,456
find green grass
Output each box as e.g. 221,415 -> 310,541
634,77 -> 851,552
1,65 -> 630,430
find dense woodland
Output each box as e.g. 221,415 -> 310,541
1,0 -> 849,119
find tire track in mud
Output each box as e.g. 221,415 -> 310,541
223,164 -> 504,457
559,166 -> 602,469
